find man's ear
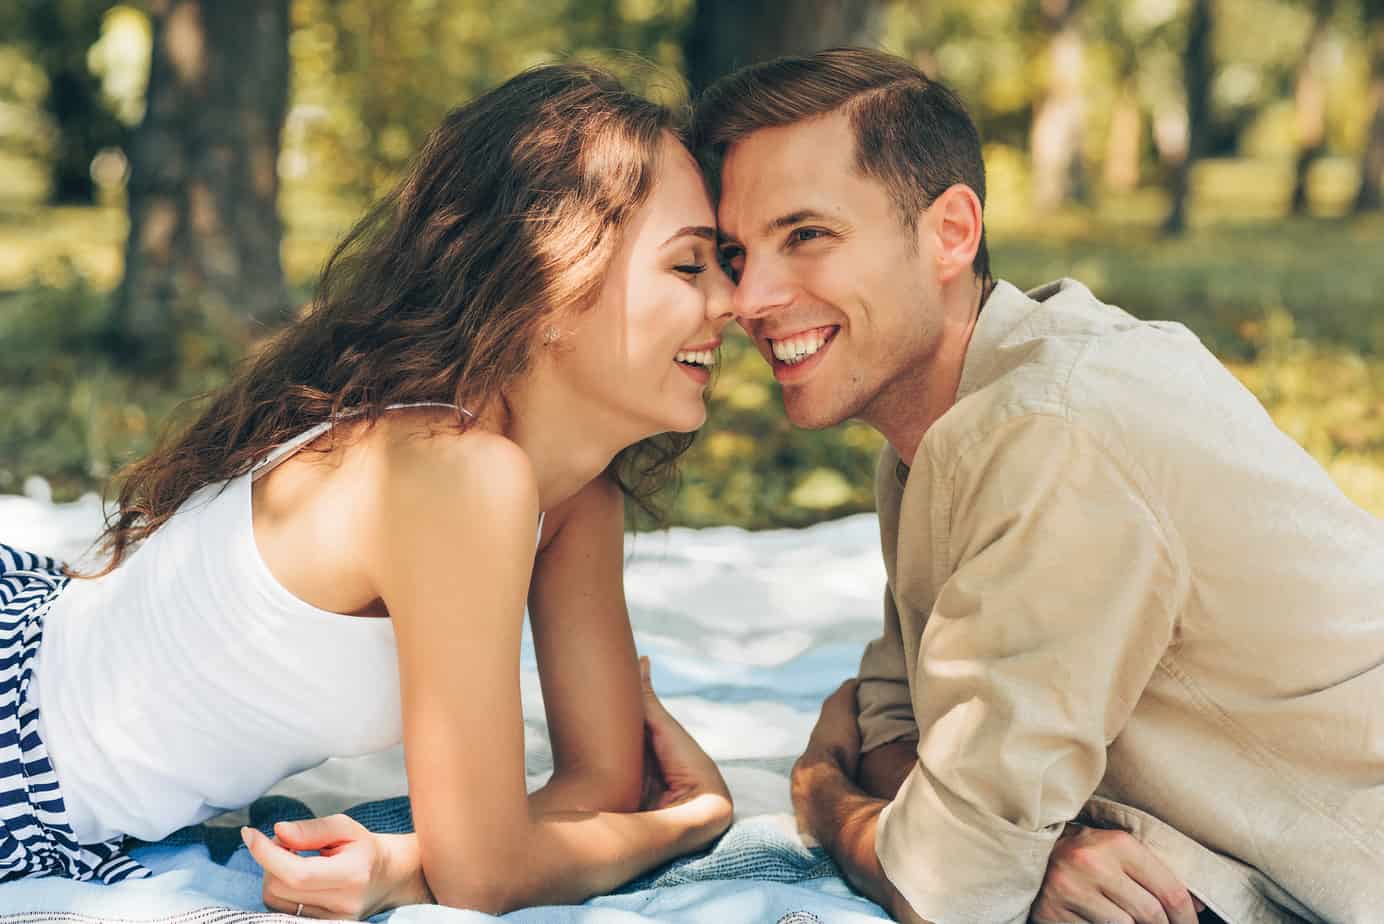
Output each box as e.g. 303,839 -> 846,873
922,184 -> 983,285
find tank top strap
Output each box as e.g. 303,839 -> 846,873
250,401 -> 470,482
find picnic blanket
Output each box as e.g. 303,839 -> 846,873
0,489 -> 892,922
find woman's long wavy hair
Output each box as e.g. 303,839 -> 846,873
84,64 -> 695,577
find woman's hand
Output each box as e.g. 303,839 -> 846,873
242,816 -> 430,920
636,656 -> 732,840
1030,823 -> 1205,924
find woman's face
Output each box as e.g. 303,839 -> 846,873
552,134 -> 734,436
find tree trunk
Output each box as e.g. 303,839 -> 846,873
118,0 -> 290,365
684,0 -> 884,94
19,0 -> 127,204
1290,0 -> 1333,216
1355,3 -> 1384,213
1103,86 -> 1142,193
1163,0 -> 1214,236
1031,0 -> 1088,211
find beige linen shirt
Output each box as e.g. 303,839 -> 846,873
856,279 -> 1384,924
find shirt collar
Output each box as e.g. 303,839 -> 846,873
955,278 -> 1065,405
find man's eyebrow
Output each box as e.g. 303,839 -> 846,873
660,226 -> 716,247
764,210 -> 831,236
717,210 -> 831,249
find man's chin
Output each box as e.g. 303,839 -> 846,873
782,393 -> 848,431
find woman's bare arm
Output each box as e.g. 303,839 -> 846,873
363,433 -> 724,914
526,475 -> 645,814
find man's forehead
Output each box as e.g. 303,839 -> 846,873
717,114 -> 856,238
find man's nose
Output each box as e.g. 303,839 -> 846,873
732,256 -> 795,321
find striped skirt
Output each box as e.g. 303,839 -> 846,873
0,542 -> 147,883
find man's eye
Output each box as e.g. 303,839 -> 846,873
675,263 -> 707,275
718,247 -> 743,282
790,227 -> 826,244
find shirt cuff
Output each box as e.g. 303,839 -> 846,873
858,714 -> 920,755
876,763 -> 1061,924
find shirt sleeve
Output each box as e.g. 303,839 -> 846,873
876,413 -> 1184,924
857,587 -> 919,753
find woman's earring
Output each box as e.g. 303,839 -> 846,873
542,325 -> 560,346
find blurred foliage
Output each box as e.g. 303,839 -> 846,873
4,203 -> 1383,526
286,0 -> 693,202
4,0 -> 1377,210
0,262 -> 239,497
1,0 -> 1382,527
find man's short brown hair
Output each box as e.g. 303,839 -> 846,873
692,47 -> 990,283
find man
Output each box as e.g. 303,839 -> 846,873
692,48 -> 1384,924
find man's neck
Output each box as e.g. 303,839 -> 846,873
866,276 -> 991,467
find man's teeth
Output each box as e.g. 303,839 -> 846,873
770,331 -> 830,364
675,349 -> 717,367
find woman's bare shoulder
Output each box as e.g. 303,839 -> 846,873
370,418 -> 539,534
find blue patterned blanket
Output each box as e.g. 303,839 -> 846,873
0,794 -> 888,923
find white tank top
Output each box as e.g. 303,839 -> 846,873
33,402 -> 534,843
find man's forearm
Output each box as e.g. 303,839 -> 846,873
796,755 -> 930,924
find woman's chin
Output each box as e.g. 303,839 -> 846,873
668,402 -> 709,434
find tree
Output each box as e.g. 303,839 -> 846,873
1030,0 -> 1089,210
1163,0 -> 1214,236
117,0 -> 290,364
683,0 -> 884,94
1,0 -> 127,204
1290,0 -> 1334,215
1356,0 -> 1384,212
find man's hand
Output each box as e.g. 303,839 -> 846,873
804,679 -> 863,773
857,738 -> 918,802
1031,824 -> 1205,924
791,679 -> 863,843
788,680 -> 933,924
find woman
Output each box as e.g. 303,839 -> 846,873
0,63 -> 734,917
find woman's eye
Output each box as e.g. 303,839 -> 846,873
674,263 -> 707,275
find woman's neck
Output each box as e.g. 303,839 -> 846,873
488,367 -> 653,511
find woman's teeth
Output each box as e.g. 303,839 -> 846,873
675,349 -> 716,367
770,330 -> 830,364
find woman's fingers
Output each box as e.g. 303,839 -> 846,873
242,827 -> 337,893
246,826 -> 376,920
273,815 -> 367,852
639,656 -> 673,720
639,656 -> 687,736
261,890 -> 345,920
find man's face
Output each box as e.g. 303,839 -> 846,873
716,110 -> 943,430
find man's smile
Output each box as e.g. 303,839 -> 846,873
762,325 -> 839,383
